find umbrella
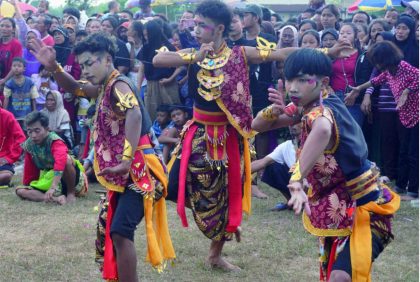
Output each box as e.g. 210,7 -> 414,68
348,0 -> 401,12
0,1 -> 37,18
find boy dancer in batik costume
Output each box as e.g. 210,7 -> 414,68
153,0 -> 351,271
252,49 -> 400,281
29,33 -> 175,281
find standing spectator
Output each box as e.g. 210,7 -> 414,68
309,0 -> 325,11
331,23 -> 373,127
351,11 -> 371,26
3,57 -> 38,128
178,10 -> 199,49
300,8 -> 316,22
299,30 -> 320,48
277,25 -> 298,48
23,29 -> 41,78
138,20 -> 180,120
127,20 -> 146,97
384,8 -> 399,28
107,1 -> 120,16
36,14 -> 55,47
85,18 -> 101,35
0,18 -> 23,103
101,17 -> 131,75
0,107 -> 26,186
321,28 -> 338,47
36,0 -> 49,15
50,16 -> 60,33
320,4 -> 340,32
126,0 -> 155,20
62,7 -> 81,24
119,9 -> 134,21
64,24 -> 77,47
356,23 -> 369,49
271,13 -> 281,25
116,21 -> 129,43
401,0 -> 419,20
394,15 -> 419,68
366,19 -> 390,49
298,19 -> 318,37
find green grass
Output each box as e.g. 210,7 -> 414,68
0,181 -> 418,281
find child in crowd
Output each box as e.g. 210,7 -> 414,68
75,96 -> 91,158
31,65 -> 58,111
3,57 -> 38,129
152,104 -> 174,138
158,105 -> 188,163
351,41 -> 419,200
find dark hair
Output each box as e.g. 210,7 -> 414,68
145,20 -> 169,50
170,104 -> 188,114
321,4 -> 340,30
340,22 -> 361,52
261,7 -> 271,21
39,14 -> 52,28
356,23 -> 368,36
153,18 -> 173,39
63,7 -> 81,20
74,33 -> 117,60
284,48 -> 332,80
155,13 -> 169,23
195,0 -> 232,37
108,1 -> 119,10
303,8 -> 316,15
156,104 -> 171,113
233,8 -> 243,18
367,41 -> 403,70
261,21 -> 275,36
76,30 -> 88,38
26,111 -> 49,128
131,20 -> 144,43
271,13 -> 281,22
299,19 -> 317,31
121,9 -> 133,19
0,18 -> 16,30
352,11 -> 371,25
12,57 -> 26,67
299,29 -> 320,47
368,19 -> 391,42
102,16 -> 119,32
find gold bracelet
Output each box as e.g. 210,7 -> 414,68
318,48 -> 329,56
52,63 -> 64,74
256,37 -> 276,61
122,139 -> 133,160
290,161 -> 302,182
177,49 -> 196,64
122,154 -> 134,161
260,105 -> 278,121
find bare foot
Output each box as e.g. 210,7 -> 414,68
235,226 -> 241,243
207,256 -> 241,272
66,194 -> 76,204
252,185 -> 268,199
52,195 -> 67,205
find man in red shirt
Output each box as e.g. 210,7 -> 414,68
0,106 -> 26,186
37,15 -> 54,47
15,111 -> 87,204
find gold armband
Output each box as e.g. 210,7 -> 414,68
260,105 -> 278,121
256,37 -> 276,61
318,48 -> 329,56
75,80 -> 89,97
290,161 -> 302,182
177,49 -> 196,64
114,88 -> 139,112
122,139 -> 133,161
52,63 -> 64,75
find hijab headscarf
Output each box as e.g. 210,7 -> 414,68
277,25 -> 299,48
42,90 -> 70,132
53,26 -> 71,66
376,31 -> 394,42
394,15 -> 419,67
24,29 -> 41,77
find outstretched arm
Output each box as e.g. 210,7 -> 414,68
153,42 -> 213,68
28,39 -> 100,98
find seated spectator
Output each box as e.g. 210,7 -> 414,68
23,29 -> 41,78
0,106 -> 26,186
158,105 -> 188,163
16,111 -> 87,205
42,90 -> 74,149
251,124 -> 301,211
31,65 -> 59,111
3,57 -> 38,129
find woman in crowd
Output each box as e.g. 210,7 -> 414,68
137,19 -> 181,120
394,15 -> 419,68
127,20 -> 146,98
320,4 -> 340,33
0,17 -> 23,103
298,19 -> 318,38
321,28 -> 338,47
366,19 -> 390,49
299,29 -> 320,48
23,29 -> 41,78
85,18 -> 102,35
42,90 -> 74,149
330,22 -> 373,127
277,25 -> 298,48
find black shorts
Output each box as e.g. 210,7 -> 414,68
0,164 -> 14,174
110,188 -> 144,241
332,233 -> 384,276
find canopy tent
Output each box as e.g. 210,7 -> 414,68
348,0 -> 402,12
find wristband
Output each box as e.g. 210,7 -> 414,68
260,105 -> 278,121
290,161 -> 302,182
52,63 -> 64,75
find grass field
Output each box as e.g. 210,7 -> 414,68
0,180 -> 418,282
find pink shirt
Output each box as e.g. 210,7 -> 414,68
41,35 -> 55,47
331,52 -> 358,92
371,61 -> 419,128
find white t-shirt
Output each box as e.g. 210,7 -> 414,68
267,140 -> 296,168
